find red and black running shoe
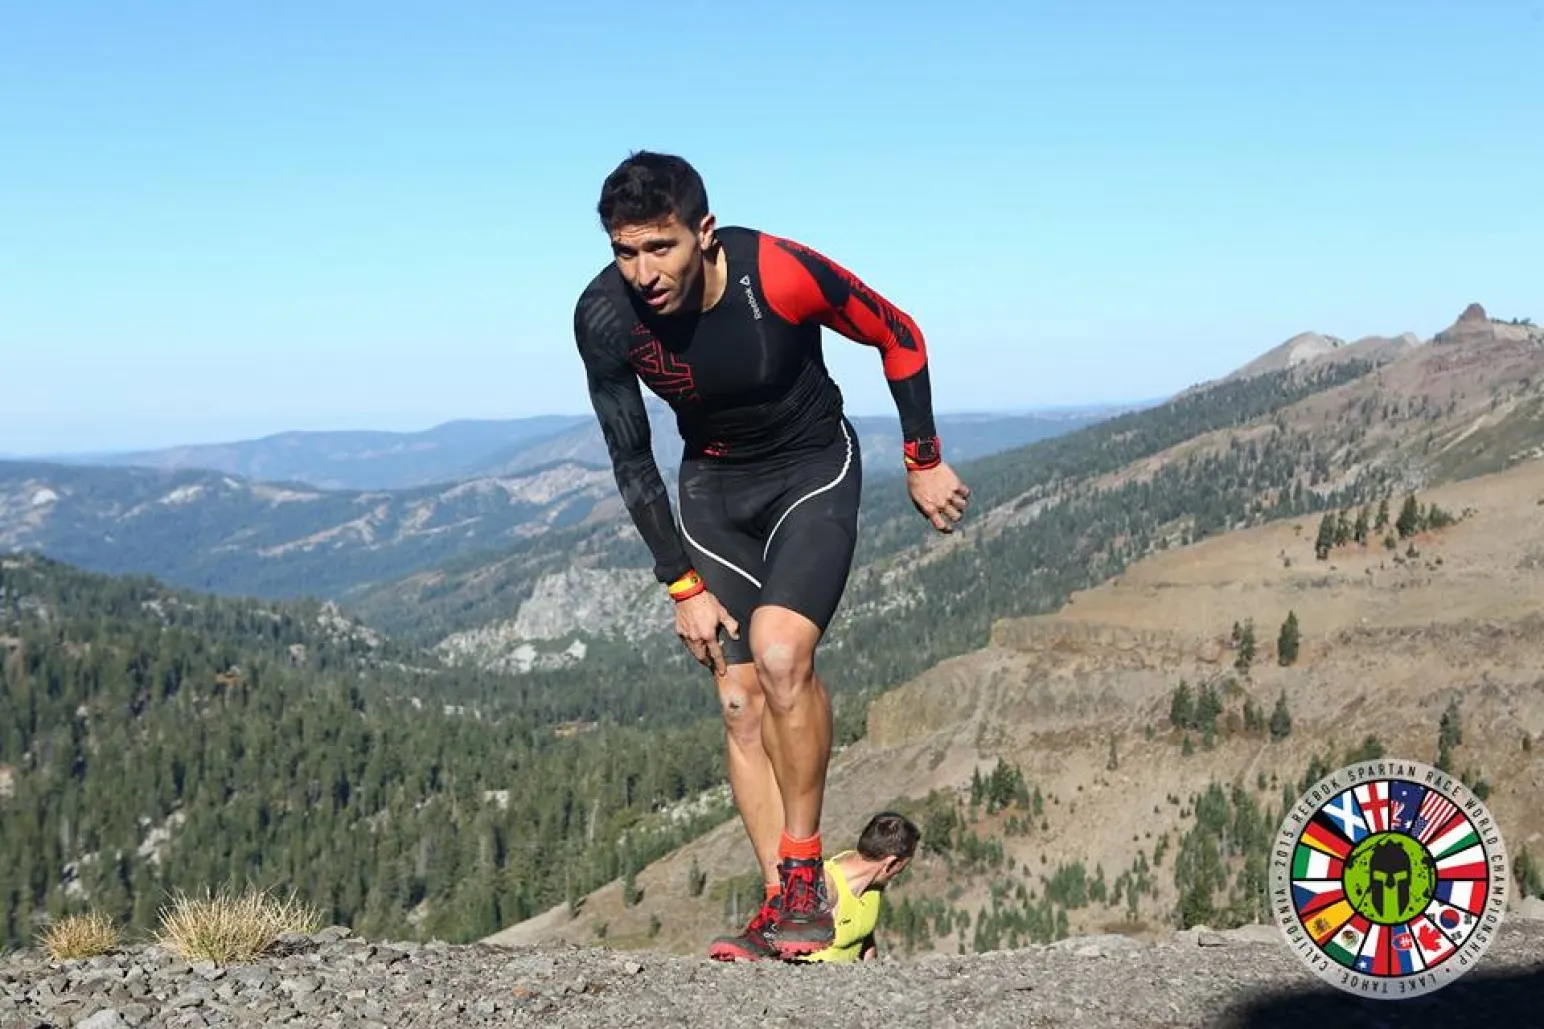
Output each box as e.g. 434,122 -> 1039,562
771,857 -> 834,957
707,894 -> 781,962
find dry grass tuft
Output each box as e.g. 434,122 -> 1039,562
154,884 -> 323,965
38,910 -> 121,961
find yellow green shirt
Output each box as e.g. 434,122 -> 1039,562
796,851 -> 882,963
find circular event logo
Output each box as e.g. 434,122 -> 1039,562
1269,757 -> 1509,999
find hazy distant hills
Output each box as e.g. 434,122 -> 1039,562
0,405 -> 1118,601
0,458 -> 618,599
25,405 -> 1123,491
29,417 -> 593,491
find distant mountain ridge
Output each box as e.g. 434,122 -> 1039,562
27,417 -> 592,491
0,406 -> 1112,602
0,458 -> 618,599
1189,331 -> 1422,395
5,305 -> 1534,616
21,406 -> 1123,492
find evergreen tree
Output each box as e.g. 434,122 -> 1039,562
1396,492 -> 1421,538
1437,696 -> 1462,772
1243,697 -> 1263,734
1170,680 -> 1194,730
1314,514 -> 1335,560
1269,693 -> 1293,741
1277,611 -> 1300,666
1234,620 -> 1256,674
1194,682 -> 1223,736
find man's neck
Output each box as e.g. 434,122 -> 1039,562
832,852 -> 881,896
696,243 -> 728,313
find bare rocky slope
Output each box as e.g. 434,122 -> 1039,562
4,915 -> 1544,1027
1203,330 -> 1422,389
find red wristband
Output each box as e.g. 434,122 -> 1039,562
903,436 -> 941,470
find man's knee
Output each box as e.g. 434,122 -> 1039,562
753,638 -> 816,712
718,669 -> 764,745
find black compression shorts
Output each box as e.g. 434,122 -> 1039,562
675,417 -> 862,666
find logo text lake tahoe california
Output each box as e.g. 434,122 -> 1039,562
1269,757 -> 1509,999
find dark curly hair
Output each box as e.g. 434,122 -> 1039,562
596,151 -> 710,233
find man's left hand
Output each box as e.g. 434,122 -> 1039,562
908,462 -> 970,533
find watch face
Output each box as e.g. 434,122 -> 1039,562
915,439 -> 938,461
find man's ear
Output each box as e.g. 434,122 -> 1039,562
696,213 -> 717,251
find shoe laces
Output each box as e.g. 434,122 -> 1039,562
780,859 -> 823,914
748,898 -> 779,934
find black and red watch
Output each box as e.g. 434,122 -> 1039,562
903,436 -> 941,471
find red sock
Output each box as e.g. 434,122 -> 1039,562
765,880 -> 780,901
779,830 -> 822,862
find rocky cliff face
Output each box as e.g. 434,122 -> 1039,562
1433,302 -> 1544,349
434,566 -> 664,672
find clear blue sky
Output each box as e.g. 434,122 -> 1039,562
3,1 -> 1540,454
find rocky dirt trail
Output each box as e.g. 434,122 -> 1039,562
5,916 -> 1543,1029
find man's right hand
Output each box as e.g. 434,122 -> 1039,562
674,590 -> 740,676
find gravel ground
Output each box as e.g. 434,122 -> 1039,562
4,920 -> 1543,1029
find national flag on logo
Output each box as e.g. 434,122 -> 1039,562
1389,926 -> 1423,973
1435,877 -> 1485,914
1388,780 -> 1425,834
1353,781 -> 1391,832
1429,819 -> 1480,861
1302,816 -> 1353,859
1423,898 -> 1476,947
1436,843 -> 1488,880
1411,916 -> 1456,966
1321,789 -> 1369,843
1324,913 -> 1370,968
1305,899 -> 1354,945
1291,843 -> 1342,880
1356,923 -> 1387,975
1293,879 -> 1345,916
1412,790 -> 1460,844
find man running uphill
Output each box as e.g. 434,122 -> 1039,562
572,151 -> 969,960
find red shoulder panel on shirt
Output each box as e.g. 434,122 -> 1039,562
754,233 -> 927,382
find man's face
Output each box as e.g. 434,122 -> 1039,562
609,212 -> 713,316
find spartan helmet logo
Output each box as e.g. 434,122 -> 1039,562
1369,839 -> 1412,918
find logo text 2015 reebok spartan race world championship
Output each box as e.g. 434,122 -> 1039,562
1270,757 -> 1509,999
